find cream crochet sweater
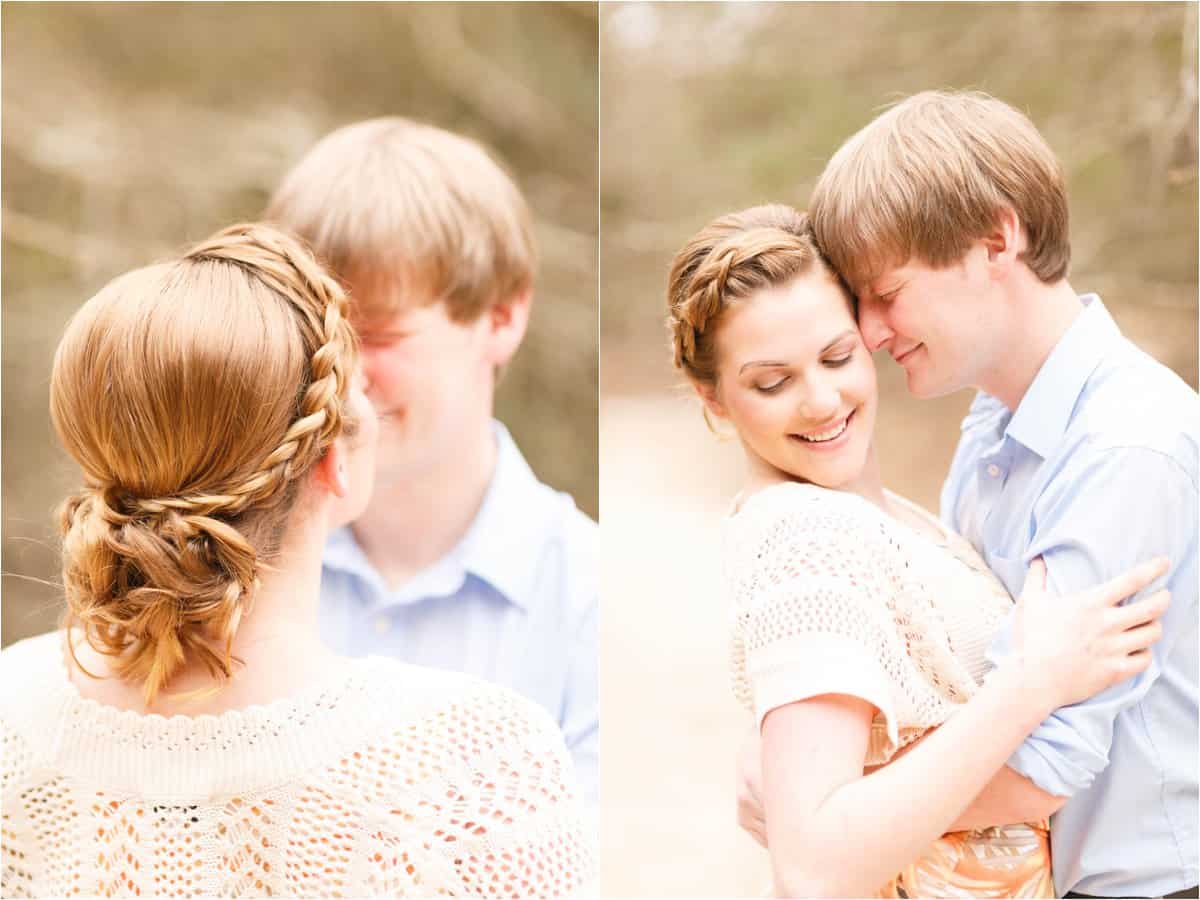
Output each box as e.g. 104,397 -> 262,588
727,483 -> 1013,764
0,631 -> 594,898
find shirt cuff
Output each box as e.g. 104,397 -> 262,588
1004,717 -> 1100,798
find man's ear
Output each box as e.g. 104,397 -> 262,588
312,439 -> 349,499
485,288 -> 532,368
694,381 -> 728,421
983,207 -> 1024,277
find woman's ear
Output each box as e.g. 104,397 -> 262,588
694,381 -> 728,420
312,439 -> 349,499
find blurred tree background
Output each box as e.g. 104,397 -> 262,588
2,2 -> 598,647
599,3 -> 1197,896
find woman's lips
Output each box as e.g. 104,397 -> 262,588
789,409 -> 856,451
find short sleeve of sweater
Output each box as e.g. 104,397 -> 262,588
728,486 -> 951,761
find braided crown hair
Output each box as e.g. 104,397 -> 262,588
50,223 -> 359,705
666,204 -> 850,387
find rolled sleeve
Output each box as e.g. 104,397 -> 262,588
993,446 -> 1194,797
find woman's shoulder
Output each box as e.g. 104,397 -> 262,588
361,663 -> 577,812
732,480 -> 880,526
371,659 -> 568,755
0,628 -> 63,667
1,630 -> 69,710
726,482 -> 898,567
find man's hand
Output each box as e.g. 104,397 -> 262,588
736,724 -> 767,848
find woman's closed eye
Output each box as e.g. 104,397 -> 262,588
755,376 -> 790,394
824,352 -> 853,368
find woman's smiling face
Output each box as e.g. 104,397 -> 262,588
699,270 -> 878,489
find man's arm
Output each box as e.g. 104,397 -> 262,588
961,446 -> 1192,827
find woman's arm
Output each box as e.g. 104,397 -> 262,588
760,558 -> 1168,899
736,722 -> 1065,854
870,729 -> 1066,830
763,670 -> 1046,897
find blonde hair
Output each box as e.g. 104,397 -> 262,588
809,90 -> 1070,292
265,117 -> 537,324
50,223 -> 359,706
667,204 -> 847,387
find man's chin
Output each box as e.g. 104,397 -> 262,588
905,368 -> 964,400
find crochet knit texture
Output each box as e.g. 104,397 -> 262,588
1,632 -> 593,898
726,482 -> 1012,764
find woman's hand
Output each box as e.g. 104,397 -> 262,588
1011,556 -> 1170,711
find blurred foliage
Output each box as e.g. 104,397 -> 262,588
601,1 -> 1198,393
2,2 -> 598,646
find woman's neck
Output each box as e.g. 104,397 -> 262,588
743,442 -> 890,510
66,513 -> 345,717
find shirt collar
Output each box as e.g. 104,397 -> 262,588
1005,294 -> 1122,459
453,421 -> 552,609
322,421 -> 548,610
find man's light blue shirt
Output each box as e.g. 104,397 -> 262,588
319,422 -> 599,811
941,295 -> 1198,897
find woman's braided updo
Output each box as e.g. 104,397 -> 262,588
50,223 -> 359,704
666,204 -> 851,387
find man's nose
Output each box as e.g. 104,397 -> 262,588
858,299 -> 894,353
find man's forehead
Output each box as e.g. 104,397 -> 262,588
353,305 -> 436,331
859,258 -> 913,297
344,266 -> 442,311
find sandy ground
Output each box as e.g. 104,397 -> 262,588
599,388 -> 770,898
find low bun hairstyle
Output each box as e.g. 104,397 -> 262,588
50,223 -> 359,705
666,204 -> 850,387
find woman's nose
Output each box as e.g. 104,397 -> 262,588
799,379 -> 840,421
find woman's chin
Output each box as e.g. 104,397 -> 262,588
780,443 -> 869,490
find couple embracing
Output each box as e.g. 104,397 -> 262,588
669,91 -> 1197,898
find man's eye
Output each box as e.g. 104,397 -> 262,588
755,377 -> 788,394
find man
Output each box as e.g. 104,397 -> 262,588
266,118 -> 598,811
740,91 -> 1197,898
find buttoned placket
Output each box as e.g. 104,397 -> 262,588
972,432 -> 1015,536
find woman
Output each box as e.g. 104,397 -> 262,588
0,224 -> 592,898
666,204 -> 1168,898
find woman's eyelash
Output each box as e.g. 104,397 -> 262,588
824,354 -> 853,367
755,378 -> 788,394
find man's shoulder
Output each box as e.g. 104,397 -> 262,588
1069,339 -> 1199,471
502,474 -> 597,596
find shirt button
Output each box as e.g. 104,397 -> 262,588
987,464 -> 1002,478
372,616 -> 391,635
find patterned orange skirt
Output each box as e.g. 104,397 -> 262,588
876,821 -> 1052,898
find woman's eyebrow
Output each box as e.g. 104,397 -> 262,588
821,329 -> 857,352
737,331 -> 857,374
738,359 -> 788,374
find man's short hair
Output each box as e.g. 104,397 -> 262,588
810,90 -> 1070,293
266,117 -> 537,323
